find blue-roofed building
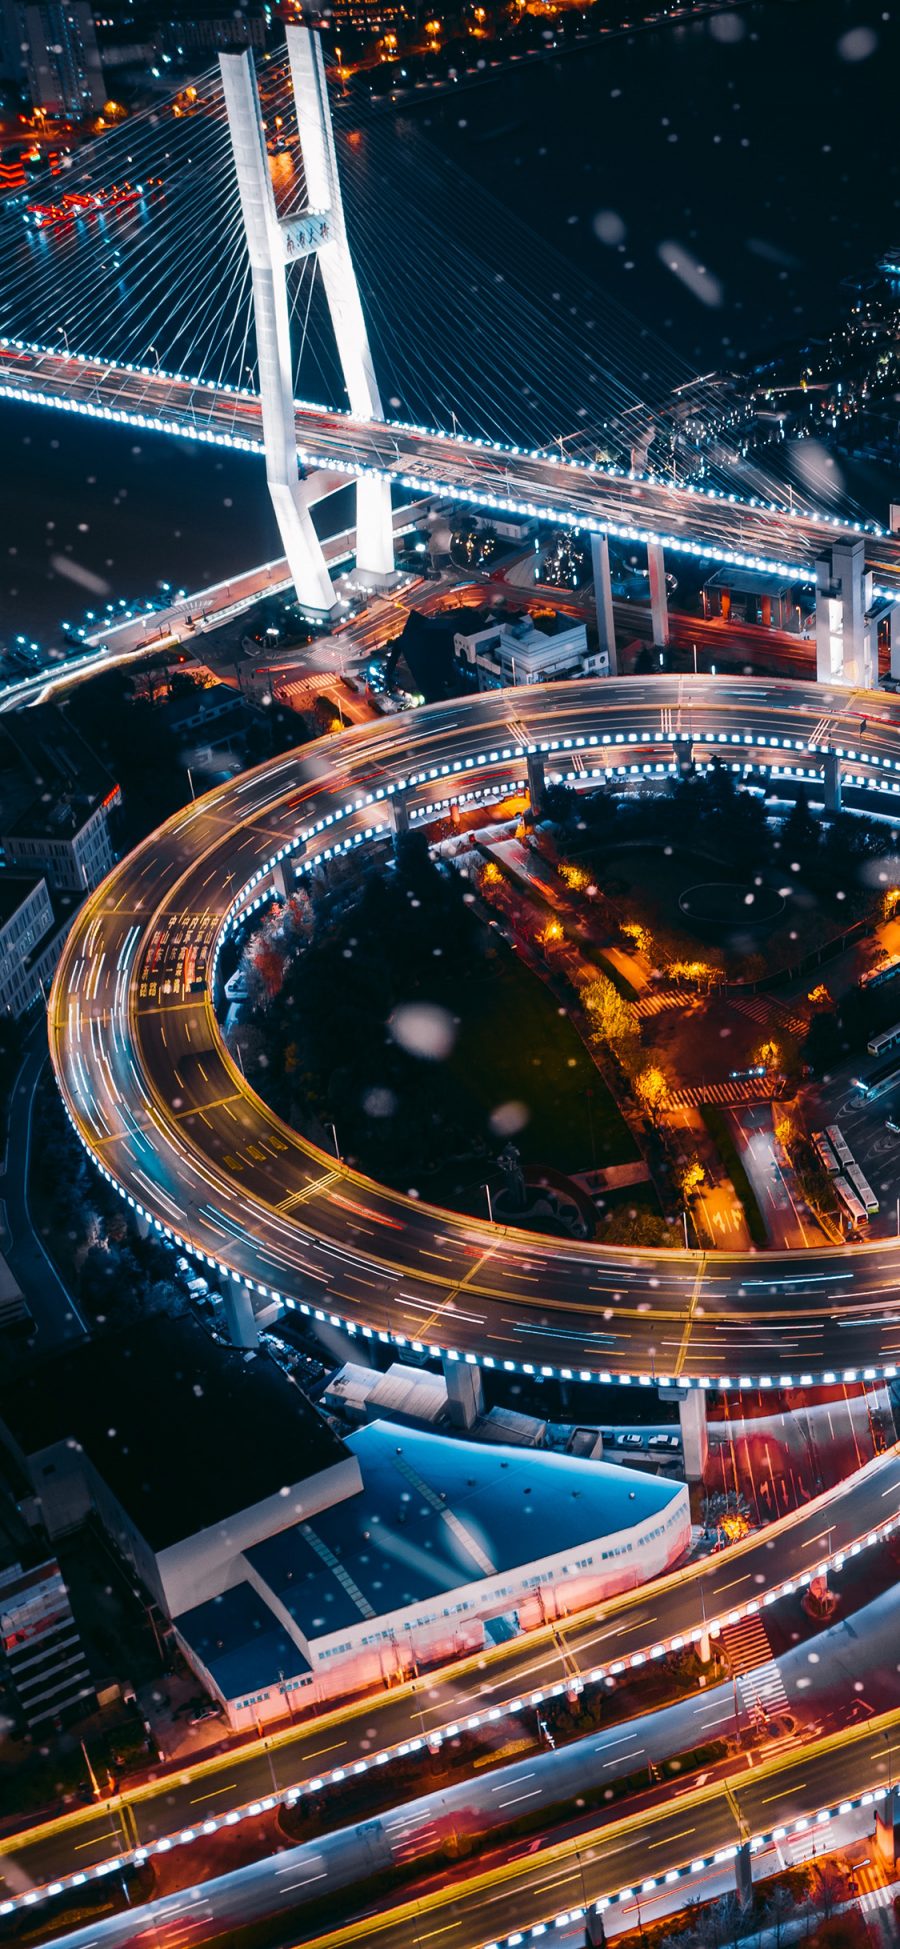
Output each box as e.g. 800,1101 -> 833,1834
173,1584 -> 314,1720
172,1420 -> 689,1728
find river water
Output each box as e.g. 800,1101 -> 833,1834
2,0 -> 897,651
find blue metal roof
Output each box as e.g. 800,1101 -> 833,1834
174,1582 -> 311,1698
246,1420 -> 683,1641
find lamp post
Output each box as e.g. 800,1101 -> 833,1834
483,1181 -> 493,1223
325,1120 -> 340,1160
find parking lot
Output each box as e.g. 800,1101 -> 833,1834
811,1070 -> 900,1236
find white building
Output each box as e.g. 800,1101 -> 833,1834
0,873 -> 77,1018
0,1321 -> 690,1731
453,614 -> 606,691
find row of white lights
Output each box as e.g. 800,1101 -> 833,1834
2,344 -> 896,599
0,334 -> 886,538
57,726 -> 900,1393
3,1502 -> 898,1922
481,1775 -> 897,1949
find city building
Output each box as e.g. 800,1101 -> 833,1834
0,706 -> 120,894
0,1559 -> 94,1731
0,872 -> 77,1018
0,0 -> 106,115
452,613 -> 607,690
0,1320 -> 689,1729
701,567 -> 809,634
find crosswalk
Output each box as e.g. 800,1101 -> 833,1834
634,989 -> 694,1019
721,1612 -> 790,1716
729,993 -> 808,1038
668,1077 -> 779,1107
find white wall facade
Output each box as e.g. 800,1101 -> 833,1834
210,1480 -> 690,1731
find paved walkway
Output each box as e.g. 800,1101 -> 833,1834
0,1028 -> 87,1349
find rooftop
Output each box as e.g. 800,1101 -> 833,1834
174,1581 -> 311,1699
0,872 -> 46,931
0,1315 -> 347,1552
0,705 -> 119,842
246,1420 -> 683,1643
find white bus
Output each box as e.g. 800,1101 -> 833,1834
811,1132 -> 839,1176
834,1175 -> 868,1228
867,1021 -> 900,1059
846,1162 -> 879,1215
825,1124 -> 854,1168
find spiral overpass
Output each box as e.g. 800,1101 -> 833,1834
48,675 -> 900,1393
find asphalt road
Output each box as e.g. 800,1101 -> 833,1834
47,674 -> 900,1386
28,1700 -> 900,1949
0,1029 -> 87,1348
4,1442 -> 899,1902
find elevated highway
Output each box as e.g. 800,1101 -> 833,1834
4,342 -> 900,589
48,675 -> 900,1389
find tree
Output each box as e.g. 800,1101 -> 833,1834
580,973 -> 636,1049
634,1064 -> 668,1119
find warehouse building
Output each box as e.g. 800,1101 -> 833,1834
0,1320 -> 689,1730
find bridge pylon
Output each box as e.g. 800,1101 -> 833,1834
220,31 -> 394,616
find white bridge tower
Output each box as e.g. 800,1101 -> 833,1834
220,27 -> 394,616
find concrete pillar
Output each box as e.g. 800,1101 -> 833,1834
875,1788 -> 900,1871
526,753 -> 546,819
585,1909 -> 606,1948
443,1357 -> 484,1429
270,860 -> 290,900
890,604 -> 900,683
134,1211 -> 150,1240
823,750 -> 841,814
815,540 -> 874,689
223,1280 -> 260,1349
678,1387 -> 708,1482
647,539 -> 669,648
389,795 -> 409,853
219,51 -> 336,618
734,1841 -> 753,1908
590,533 -> 618,676
288,28 -> 394,587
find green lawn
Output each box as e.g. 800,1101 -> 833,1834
442,941 -> 636,1179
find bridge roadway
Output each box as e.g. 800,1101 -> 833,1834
4,343 -> 900,586
48,675 -> 900,1388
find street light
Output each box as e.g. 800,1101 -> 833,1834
483,1181 -> 493,1223
325,1119 -> 341,1160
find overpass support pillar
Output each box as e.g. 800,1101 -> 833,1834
590,534 -> 618,675
443,1357 -> 484,1429
647,539 -> 669,648
220,50 -> 337,620
269,860 -> 291,900
823,749 -> 842,814
584,1909 -> 606,1948
815,540 -> 874,688
875,1788 -> 900,1869
288,28 -> 395,589
389,794 -> 409,853
678,1386 -> 708,1482
734,1842 -> 753,1908
224,1280 -> 260,1350
526,753 -> 546,819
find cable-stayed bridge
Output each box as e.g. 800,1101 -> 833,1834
1,25 -> 898,679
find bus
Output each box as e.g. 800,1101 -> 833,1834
852,1056 -> 900,1102
847,1162 -> 880,1215
867,1021 -> 900,1059
825,1124 -> 854,1168
811,1132 -> 839,1176
860,956 -> 900,992
834,1176 -> 868,1228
